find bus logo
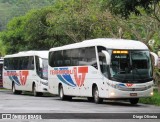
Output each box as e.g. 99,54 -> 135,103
20,71 -> 29,85
74,67 -> 88,87
126,83 -> 133,87
51,67 -> 88,87
5,71 -> 29,86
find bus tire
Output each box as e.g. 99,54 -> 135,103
66,96 -> 72,101
59,85 -> 66,100
93,86 -> 103,104
129,98 -> 139,105
32,83 -> 43,97
12,82 -> 22,94
87,97 -> 94,102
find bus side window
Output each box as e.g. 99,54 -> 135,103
35,56 -> 42,77
83,47 -> 97,69
27,56 -> 34,70
4,59 -> 8,70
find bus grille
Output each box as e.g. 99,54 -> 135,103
118,86 -> 152,91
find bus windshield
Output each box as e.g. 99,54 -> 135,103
41,59 -> 48,80
36,57 -> 48,80
110,50 -> 152,83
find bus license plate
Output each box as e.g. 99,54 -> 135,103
130,93 -> 137,96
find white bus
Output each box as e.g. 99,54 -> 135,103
48,38 -> 157,104
3,51 -> 48,96
0,58 -> 4,88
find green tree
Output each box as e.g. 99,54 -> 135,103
104,0 -> 160,19
0,0 -> 55,31
2,0 -> 160,55
0,16 -> 26,54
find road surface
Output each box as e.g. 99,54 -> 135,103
0,89 -> 160,121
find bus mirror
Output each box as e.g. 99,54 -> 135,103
102,50 -> 111,65
150,52 -> 158,66
39,58 -> 43,68
4,66 -> 7,70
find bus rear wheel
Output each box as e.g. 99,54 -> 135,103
12,82 -> 22,94
129,98 -> 139,105
93,86 -> 103,104
87,97 -> 94,102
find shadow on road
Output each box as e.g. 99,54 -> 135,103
53,97 -> 142,107
0,89 -> 144,107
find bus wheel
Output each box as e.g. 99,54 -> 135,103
59,85 -> 66,100
66,96 -> 72,101
32,84 -> 42,96
33,84 -> 37,96
12,82 -> 22,94
129,98 -> 139,105
87,97 -> 94,102
12,82 -> 16,94
93,86 -> 103,104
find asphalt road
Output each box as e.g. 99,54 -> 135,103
0,89 -> 160,121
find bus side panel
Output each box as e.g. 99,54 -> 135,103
78,66 -> 103,97
2,70 -> 35,92
3,71 -> 12,89
48,77 -> 59,95
95,77 -> 110,98
16,70 -> 37,92
48,66 -> 59,95
48,66 -> 108,97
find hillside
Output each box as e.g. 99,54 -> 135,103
0,0 -> 55,31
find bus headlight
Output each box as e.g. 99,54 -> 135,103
110,92 -> 115,96
150,92 -> 154,96
40,81 -> 48,86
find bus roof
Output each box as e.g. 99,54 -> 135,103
4,50 -> 49,59
49,38 -> 149,51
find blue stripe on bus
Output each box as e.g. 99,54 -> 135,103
59,68 -> 76,87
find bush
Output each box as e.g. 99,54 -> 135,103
154,68 -> 160,93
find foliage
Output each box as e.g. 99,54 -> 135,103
104,0 -> 160,19
0,2 -> 13,30
153,68 -> 160,92
0,0 -> 124,54
0,34 -> 6,56
0,0 -> 55,31
0,0 -> 160,55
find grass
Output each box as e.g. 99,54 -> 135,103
139,89 -> 160,106
0,87 -> 6,90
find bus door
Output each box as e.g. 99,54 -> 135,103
23,56 -> 35,91
0,63 -> 3,88
98,50 -> 110,98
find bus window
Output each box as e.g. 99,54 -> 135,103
28,56 -> 34,70
35,56 -> 48,80
99,52 -> 108,78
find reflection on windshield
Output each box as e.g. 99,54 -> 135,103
36,57 -> 48,80
42,59 -> 48,80
110,50 -> 152,83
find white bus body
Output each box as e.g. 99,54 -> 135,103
3,51 -> 48,96
48,38 -> 154,104
0,58 -> 4,88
